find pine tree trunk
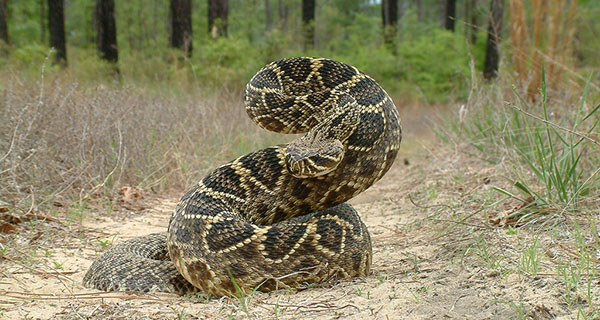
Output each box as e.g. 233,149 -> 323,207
444,0 -> 456,31
48,0 -> 67,64
278,0 -> 288,31
95,0 -> 118,63
302,0 -> 315,50
170,0 -> 192,55
265,0 -> 272,32
415,0 -> 423,22
470,0 -> 477,43
40,0 -> 46,43
208,0 -> 228,39
0,0 -> 8,45
464,0 -> 470,39
381,0 -> 398,46
483,0 -> 503,80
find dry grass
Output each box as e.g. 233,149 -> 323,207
435,68 -> 600,317
508,0 -> 579,101
0,64 -> 288,210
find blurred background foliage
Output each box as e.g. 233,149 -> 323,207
2,0 -> 598,101
0,0 -> 507,101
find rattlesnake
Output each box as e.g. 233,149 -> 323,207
83,57 -> 402,296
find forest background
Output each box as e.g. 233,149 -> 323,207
6,0 -> 599,102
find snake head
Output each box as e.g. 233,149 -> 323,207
285,134 -> 345,178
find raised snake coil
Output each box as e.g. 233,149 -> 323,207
83,57 -> 402,296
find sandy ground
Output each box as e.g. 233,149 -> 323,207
0,108 -> 580,319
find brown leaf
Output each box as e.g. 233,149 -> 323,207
0,213 -> 23,224
29,231 -> 43,243
117,186 -> 146,211
0,222 -> 17,233
488,197 -> 536,227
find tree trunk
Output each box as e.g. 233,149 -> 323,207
95,0 -> 118,63
208,0 -> 228,39
170,0 -> 192,55
470,0 -> 477,43
381,0 -> 398,46
40,0 -> 46,43
0,0 -> 9,46
302,0 -> 315,50
483,0 -> 503,80
0,0 -> 8,45
464,0 -> 469,39
265,0 -> 272,32
278,0 -> 288,31
415,0 -> 423,22
48,0 -> 67,64
170,0 -> 192,53
444,0 -> 456,32
399,0 -> 404,20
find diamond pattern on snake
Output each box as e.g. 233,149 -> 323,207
83,57 -> 402,297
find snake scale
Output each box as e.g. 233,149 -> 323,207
83,57 -> 402,297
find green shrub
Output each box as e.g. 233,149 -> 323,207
396,29 -> 472,101
3,44 -> 59,77
192,37 -> 264,87
315,26 -> 475,102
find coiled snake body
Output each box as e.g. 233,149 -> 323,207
83,58 -> 402,296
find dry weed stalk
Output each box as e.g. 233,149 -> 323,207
508,0 -> 578,101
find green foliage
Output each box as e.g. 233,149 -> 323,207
115,0 -> 169,51
193,37 -> 264,87
5,1 -> 43,46
396,28 -> 471,100
65,1 -> 95,48
319,26 -> 473,102
3,0 -> 596,101
68,47 -> 120,80
0,0 -> 488,102
3,44 -> 57,74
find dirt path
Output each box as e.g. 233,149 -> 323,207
1,109 -> 575,319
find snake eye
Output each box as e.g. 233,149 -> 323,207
285,154 -> 301,177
